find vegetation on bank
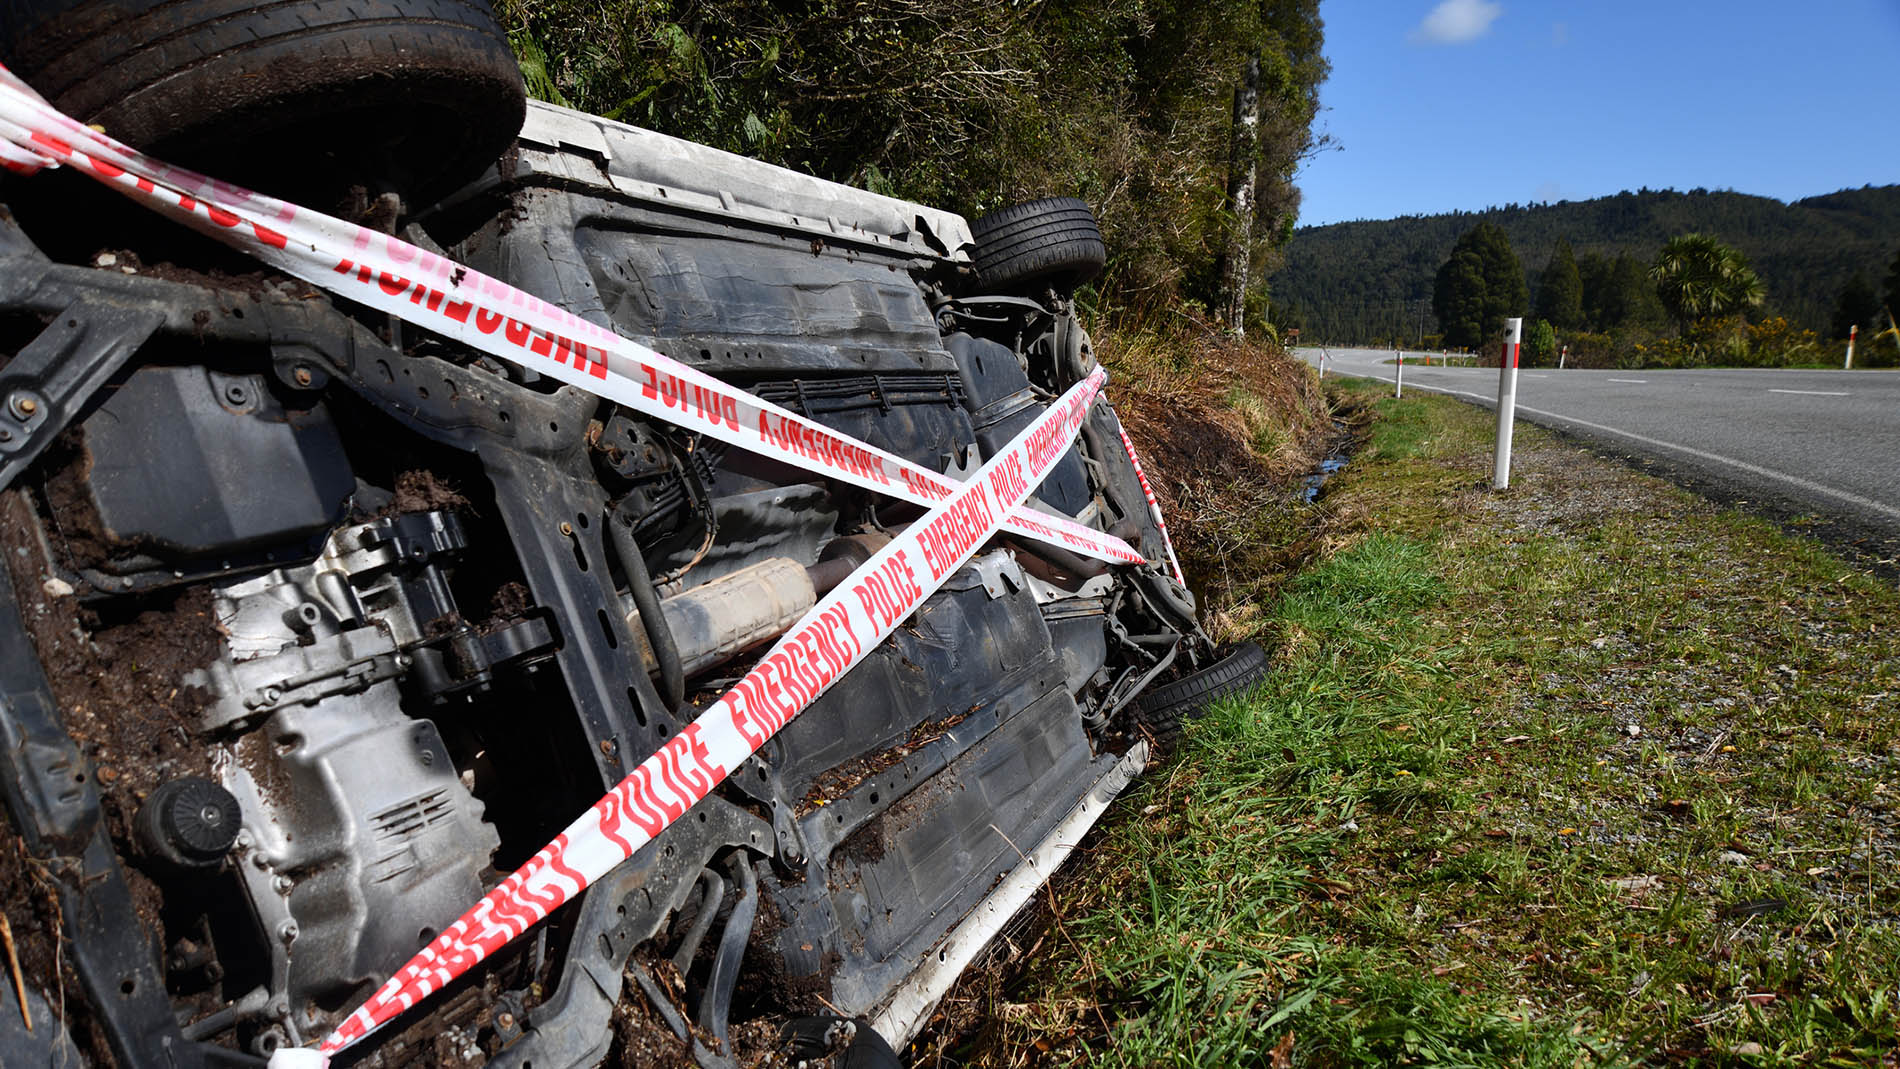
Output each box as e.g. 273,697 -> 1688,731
500,0 -> 1326,321
932,380 -> 1900,1066
1086,312 -> 1335,634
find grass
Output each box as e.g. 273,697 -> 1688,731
946,379 -> 1900,1066
1226,386 -> 1292,457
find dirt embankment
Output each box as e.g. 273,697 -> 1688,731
1099,322 -> 1341,637
1104,327 -> 1332,513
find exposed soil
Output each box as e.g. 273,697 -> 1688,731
610,989 -> 694,1068
481,582 -> 535,633
1100,326 -> 1342,640
39,432 -> 117,568
388,469 -> 470,515
0,486 -> 228,1055
739,894 -> 843,1019
729,1015 -> 872,1069
834,809 -> 888,867
0,830 -> 114,1060
607,957 -> 722,1067
798,712 -> 967,815
729,1018 -> 787,1066
90,248 -> 320,301
0,489 -> 233,1063
0,490 -> 221,824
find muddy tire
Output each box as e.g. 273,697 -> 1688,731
970,197 -> 1107,293
0,0 -> 525,204
1134,642 -> 1269,748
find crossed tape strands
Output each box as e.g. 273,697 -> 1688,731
0,68 -> 1181,1064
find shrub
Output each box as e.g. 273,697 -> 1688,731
1521,318 -> 1557,366
498,0 -> 1328,318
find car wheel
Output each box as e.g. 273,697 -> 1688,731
970,196 -> 1107,294
0,0 -> 526,204
1135,641 -> 1270,748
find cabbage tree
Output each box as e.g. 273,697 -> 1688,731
1650,233 -> 1765,333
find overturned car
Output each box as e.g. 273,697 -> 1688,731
0,7 -> 1265,1066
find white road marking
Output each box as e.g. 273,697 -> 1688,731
1386,381 -> 1900,524
1768,389 -> 1849,397
1606,378 -> 1648,384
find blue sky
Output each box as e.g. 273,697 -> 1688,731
1296,0 -> 1900,227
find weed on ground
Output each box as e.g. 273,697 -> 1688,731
934,379 -> 1900,1067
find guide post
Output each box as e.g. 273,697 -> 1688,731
1493,317 -> 1522,490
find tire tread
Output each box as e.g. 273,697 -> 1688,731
970,196 -> 1107,292
1134,642 -> 1271,747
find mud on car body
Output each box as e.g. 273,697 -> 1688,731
0,7 -> 1258,1065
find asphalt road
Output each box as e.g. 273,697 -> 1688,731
1299,346 -> 1900,570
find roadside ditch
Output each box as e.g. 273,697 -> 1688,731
907,333 -> 1362,1063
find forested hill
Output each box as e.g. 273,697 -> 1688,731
1273,186 -> 1900,344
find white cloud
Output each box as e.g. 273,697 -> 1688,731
1409,0 -> 1504,45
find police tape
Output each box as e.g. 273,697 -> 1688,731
303,366 -> 1109,1059
0,68 -> 1143,570
0,68 -> 1181,1062
1114,424 -> 1185,586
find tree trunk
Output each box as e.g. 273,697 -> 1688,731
1219,55 -> 1261,337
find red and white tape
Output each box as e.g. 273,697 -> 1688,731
0,69 -> 1141,570
0,69 -> 1194,1061
312,366 -> 1108,1058
1113,424 -> 1184,586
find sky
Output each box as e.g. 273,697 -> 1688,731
1296,0 -> 1900,227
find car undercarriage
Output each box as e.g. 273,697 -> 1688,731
0,88 -> 1259,1066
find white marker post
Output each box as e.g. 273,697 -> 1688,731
1845,323 -> 1857,369
1493,317 -> 1522,490
1559,343 -> 1568,370
1394,346 -> 1404,397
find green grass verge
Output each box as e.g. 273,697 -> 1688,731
962,383 -> 1900,1066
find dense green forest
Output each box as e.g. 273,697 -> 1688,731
502,0 -> 1326,321
1272,186 -> 1900,345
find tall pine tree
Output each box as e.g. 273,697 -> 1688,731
1605,253 -> 1665,329
1433,249 -> 1487,348
1831,272 -> 1880,340
1535,238 -> 1583,329
1577,252 -> 1613,331
1883,244 -> 1900,324
1432,222 -> 1527,349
